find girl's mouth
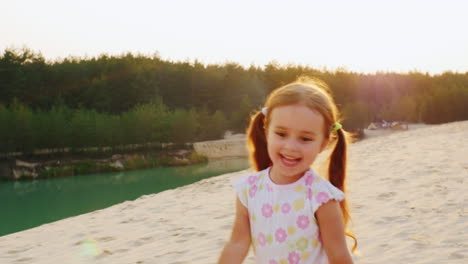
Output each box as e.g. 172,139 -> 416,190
280,154 -> 301,167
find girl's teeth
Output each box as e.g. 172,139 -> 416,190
282,155 -> 298,160
281,155 -> 300,166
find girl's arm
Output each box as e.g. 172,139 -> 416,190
218,197 -> 251,264
316,200 -> 354,264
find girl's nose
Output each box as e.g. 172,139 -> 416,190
284,138 -> 299,151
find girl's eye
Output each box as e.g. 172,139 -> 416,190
275,132 -> 286,137
301,137 -> 313,142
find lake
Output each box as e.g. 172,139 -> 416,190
0,157 -> 249,237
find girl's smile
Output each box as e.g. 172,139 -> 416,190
279,153 -> 301,167
266,104 -> 329,184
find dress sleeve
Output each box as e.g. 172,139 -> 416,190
231,175 -> 250,208
310,177 -> 345,213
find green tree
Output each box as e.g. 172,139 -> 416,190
341,102 -> 370,132
0,104 -> 14,153
203,110 -> 227,140
195,106 -> 211,141
229,94 -> 253,133
169,108 -> 198,144
69,109 -> 97,150
11,99 -> 35,153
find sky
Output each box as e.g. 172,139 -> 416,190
2,0 -> 468,74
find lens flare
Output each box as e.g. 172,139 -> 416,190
81,238 -> 102,257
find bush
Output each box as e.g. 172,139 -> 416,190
39,166 -> 73,178
73,161 -> 98,175
189,152 -> 208,164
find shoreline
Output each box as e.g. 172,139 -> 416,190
0,148 -> 208,181
0,123 -> 429,181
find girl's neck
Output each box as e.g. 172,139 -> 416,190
269,165 -> 308,185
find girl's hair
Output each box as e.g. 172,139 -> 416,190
247,77 -> 357,251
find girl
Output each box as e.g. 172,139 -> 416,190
218,79 -> 356,264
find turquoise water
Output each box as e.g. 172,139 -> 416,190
0,158 -> 248,237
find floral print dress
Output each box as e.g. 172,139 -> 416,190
232,167 -> 344,264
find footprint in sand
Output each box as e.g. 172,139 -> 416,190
449,250 -> 466,259
113,248 -> 130,254
377,192 -> 396,200
220,224 -> 232,230
7,247 -> 31,254
381,216 -> 400,222
120,218 -> 135,224
132,236 -> 155,247
97,236 -> 116,242
213,214 -> 230,220
14,257 -> 33,263
412,241 -> 429,249
392,178 -> 407,184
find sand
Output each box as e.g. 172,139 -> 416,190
1,121 -> 467,263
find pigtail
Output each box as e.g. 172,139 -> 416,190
329,128 -> 357,252
247,111 -> 271,171
329,128 -> 347,193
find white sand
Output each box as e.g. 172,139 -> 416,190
1,121 -> 467,263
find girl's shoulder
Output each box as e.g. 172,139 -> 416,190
306,170 -> 345,213
231,168 -> 269,207
231,168 -> 268,188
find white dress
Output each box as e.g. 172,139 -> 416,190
232,167 -> 344,264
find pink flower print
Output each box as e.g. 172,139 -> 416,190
249,185 -> 258,198
258,232 -> 266,247
262,203 -> 273,218
305,174 -> 314,186
316,191 -> 330,204
281,203 -> 291,214
248,175 -> 257,185
307,188 -> 312,200
275,228 -> 287,243
288,252 -> 301,264
297,215 -> 310,230
269,261 -> 279,264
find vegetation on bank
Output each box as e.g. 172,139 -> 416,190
2,151 -> 208,181
0,98 -> 228,155
1,47 -> 468,156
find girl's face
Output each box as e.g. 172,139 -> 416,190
266,104 -> 329,184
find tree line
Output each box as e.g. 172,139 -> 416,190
1,47 -> 467,154
0,98 -> 229,154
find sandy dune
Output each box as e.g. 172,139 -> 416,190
0,121 -> 467,263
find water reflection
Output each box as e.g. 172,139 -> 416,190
0,157 -> 248,237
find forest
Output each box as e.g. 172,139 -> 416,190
1,47 -> 467,155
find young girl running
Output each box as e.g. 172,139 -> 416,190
218,79 -> 356,264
